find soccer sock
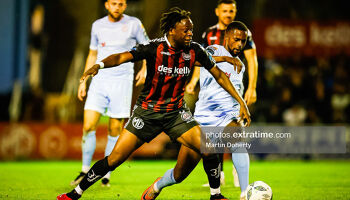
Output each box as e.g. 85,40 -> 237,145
219,153 -> 224,171
82,131 -> 96,173
231,152 -> 250,192
78,157 -> 112,191
155,168 -> 177,192
203,154 -> 221,190
103,135 -> 119,179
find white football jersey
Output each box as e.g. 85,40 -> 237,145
194,45 -> 245,126
90,15 -> 149,80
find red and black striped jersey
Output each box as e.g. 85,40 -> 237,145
202,24 -> 256,51
130,36 -> 216,112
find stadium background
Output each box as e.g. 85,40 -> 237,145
0,0 -> 349,199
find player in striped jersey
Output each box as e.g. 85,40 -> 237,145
57,7 -> 250,200
70,0 -> 149,187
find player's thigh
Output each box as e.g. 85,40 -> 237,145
83,110 -> 101,132
174,144 -> 201,182
108,128 -> 144,168
106,79 -> 133,119
176,125 -> 202,154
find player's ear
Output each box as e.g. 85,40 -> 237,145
105,1 -> 109,10
215,7 -> 219,17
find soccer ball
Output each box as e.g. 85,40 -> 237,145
244,181 -> 273,200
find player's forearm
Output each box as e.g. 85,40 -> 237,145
100,52 -> 134,68
244,49 -> 258,90
83,50 -> 97,73
189,66 -> 200,85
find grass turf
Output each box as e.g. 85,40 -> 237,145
0,160 -> 349,199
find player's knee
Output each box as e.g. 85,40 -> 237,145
108,119 -> 124,136
83,123 -> 97,133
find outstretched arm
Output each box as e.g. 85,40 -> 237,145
78,49 -> 97,101
243,48 -> 258,106
209,65 -> 251,126
80,52 -> 134,83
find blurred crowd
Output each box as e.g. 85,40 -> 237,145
253,54 -> 350,125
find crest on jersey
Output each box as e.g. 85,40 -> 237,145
122,25 -> 128,32
132,117 -> 144,129
182,52 -> 191,61
206,46 -> 217,55
180,110 -> 194,123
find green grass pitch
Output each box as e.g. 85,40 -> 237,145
0,160 -> 349,199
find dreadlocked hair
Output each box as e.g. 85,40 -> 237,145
160,7 -> 191,35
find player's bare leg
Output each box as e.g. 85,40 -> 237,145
101,118 -> 124,187
71,110 -> 101,186
225,120 -> 249,200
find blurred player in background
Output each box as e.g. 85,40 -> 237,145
186,0 -> 258,188
57,7 -> 250,200
71,0 -> 149,187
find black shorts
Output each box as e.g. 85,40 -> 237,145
125,105 -> 199,143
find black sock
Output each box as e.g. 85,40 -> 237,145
203,154 -> 221,189
219,154 -> 224,171
79,157 -> 112,191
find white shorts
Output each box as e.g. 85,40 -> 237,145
84,78 -> 133,118
194,110 -> 239,127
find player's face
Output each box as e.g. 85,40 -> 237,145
216,3 -> 237,27
105,0 -> 127,21
171,18 -> 193,48
225,29 -> 247,56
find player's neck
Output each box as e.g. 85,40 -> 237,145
217,23 -> 227,30
108,14 -> 123,22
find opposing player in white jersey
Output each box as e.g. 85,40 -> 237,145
196,21 -> 250,200
71,0 -> 149,187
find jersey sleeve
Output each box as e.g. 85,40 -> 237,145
133,18 -> 149,45
194,43 -> 216,70
89,23 -> 98,50
129,42 -> 153,62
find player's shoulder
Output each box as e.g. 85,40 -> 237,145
122,14 -> 142,23
207,24 -> 218,32
92,16 -> 108,26
206,44 -> 225,55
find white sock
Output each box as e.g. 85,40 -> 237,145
210,187 -> 221,195
82,165 -> 90,173
75,185 -> 83,195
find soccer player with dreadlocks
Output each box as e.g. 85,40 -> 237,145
57,7 -> 250,200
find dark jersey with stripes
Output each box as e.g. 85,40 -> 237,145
201,24 -> 256,51
130,37 -> 216,112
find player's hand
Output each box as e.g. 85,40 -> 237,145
185,82 -> 196,94
238,102 -> 251,127
244,87 -> 257,106
226,57 -> 243,73
80,64 -> 100,83
77,81 -> 87,101
135,69 -> 146,87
